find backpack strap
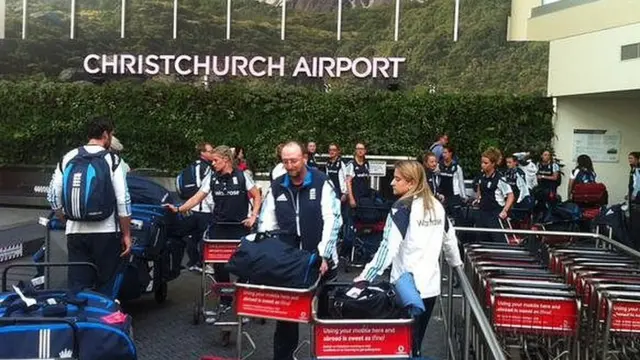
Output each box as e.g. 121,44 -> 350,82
198,160 -> 212,181
107,152 -> 121,172
58,146 -> 84,172
236,169 -> 247,194
77,146 -> 88,156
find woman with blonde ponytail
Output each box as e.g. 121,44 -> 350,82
353,160 -> 463,357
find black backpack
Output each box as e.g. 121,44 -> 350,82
175,160 -> 210,200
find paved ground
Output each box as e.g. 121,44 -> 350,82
0,207 -> 48,230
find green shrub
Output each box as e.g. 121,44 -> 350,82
0,81 -> 554,177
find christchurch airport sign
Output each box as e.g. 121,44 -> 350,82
83,54 -> 406,79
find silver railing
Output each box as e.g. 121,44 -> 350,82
440,230 -> 508,360
441,226 -> 640,360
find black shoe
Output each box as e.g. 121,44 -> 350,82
221,331 -> 231,347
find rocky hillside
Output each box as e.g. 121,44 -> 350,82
0,0 -> 549,94
260,0 -> 418,11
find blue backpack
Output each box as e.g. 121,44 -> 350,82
175,160 -> 210,200
61,147 -> 118,221
574,169 -> 596,184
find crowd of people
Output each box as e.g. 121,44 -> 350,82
423,134 -> 640,241
45,117 -> 640,360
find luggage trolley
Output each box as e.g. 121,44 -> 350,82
193,222 -> 256,352
307,283 -> 414,359
345,203 -> 392,271
463,242 -> 582,360
234,278 -> 321,359
193,222 -> 244,325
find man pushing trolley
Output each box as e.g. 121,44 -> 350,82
257,141 -> 342,360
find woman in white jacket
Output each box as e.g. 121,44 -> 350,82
354,160 -> 463,358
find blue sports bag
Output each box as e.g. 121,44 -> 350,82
0,287 -> 136,360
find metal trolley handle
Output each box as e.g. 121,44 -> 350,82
2,262 -> 99,292
235,276 -> 321,293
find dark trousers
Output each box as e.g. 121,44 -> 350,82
443,195 -> 463,224
475,209 -> 505,243
412,296 -> 438,357
339,203 -> 355,258
67,232 -> 122,297
186,211 -> 211,267
273,270 -> 337,360
631,204 -> 640,250
533,187 -> 558,222
511,195 -> 534,223
273,321 -> 299,360
209,224 -> 250,306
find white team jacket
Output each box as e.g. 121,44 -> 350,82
357,195 -> 463,299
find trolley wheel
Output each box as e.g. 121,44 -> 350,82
220,330 -> 231,347
192,297 -> 202,325
154,281 -> 168,304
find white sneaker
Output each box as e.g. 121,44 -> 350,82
188,265 -> 202,273
219,305 -> 233,315
204,265 -> 214,275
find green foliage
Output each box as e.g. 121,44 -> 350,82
0,0 -> 549,93
0,81 -> 555,177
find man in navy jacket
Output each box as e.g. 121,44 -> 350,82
258,141 -> 342,360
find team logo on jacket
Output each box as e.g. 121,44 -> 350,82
310,188 -> 316,200
417,218 -> 442,227
276,194 -> 287,202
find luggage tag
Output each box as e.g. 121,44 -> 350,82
101,310 -> 128,324
42,299 -> 67,318
130,219 -> 144,230
346,287 -> 363,299
346,280 -> 369,299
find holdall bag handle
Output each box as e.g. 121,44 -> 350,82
0,286 -> 87,311
2,284 -> 90,319
2,300 -> 71,319
252,229 -> 293,242
15,280 -> 89,309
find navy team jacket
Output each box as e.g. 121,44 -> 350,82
257,166 -> 342,267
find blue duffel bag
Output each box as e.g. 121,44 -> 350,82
0,286 -> 136,360
130,208 -> 167,259
225,232 -> 321,288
